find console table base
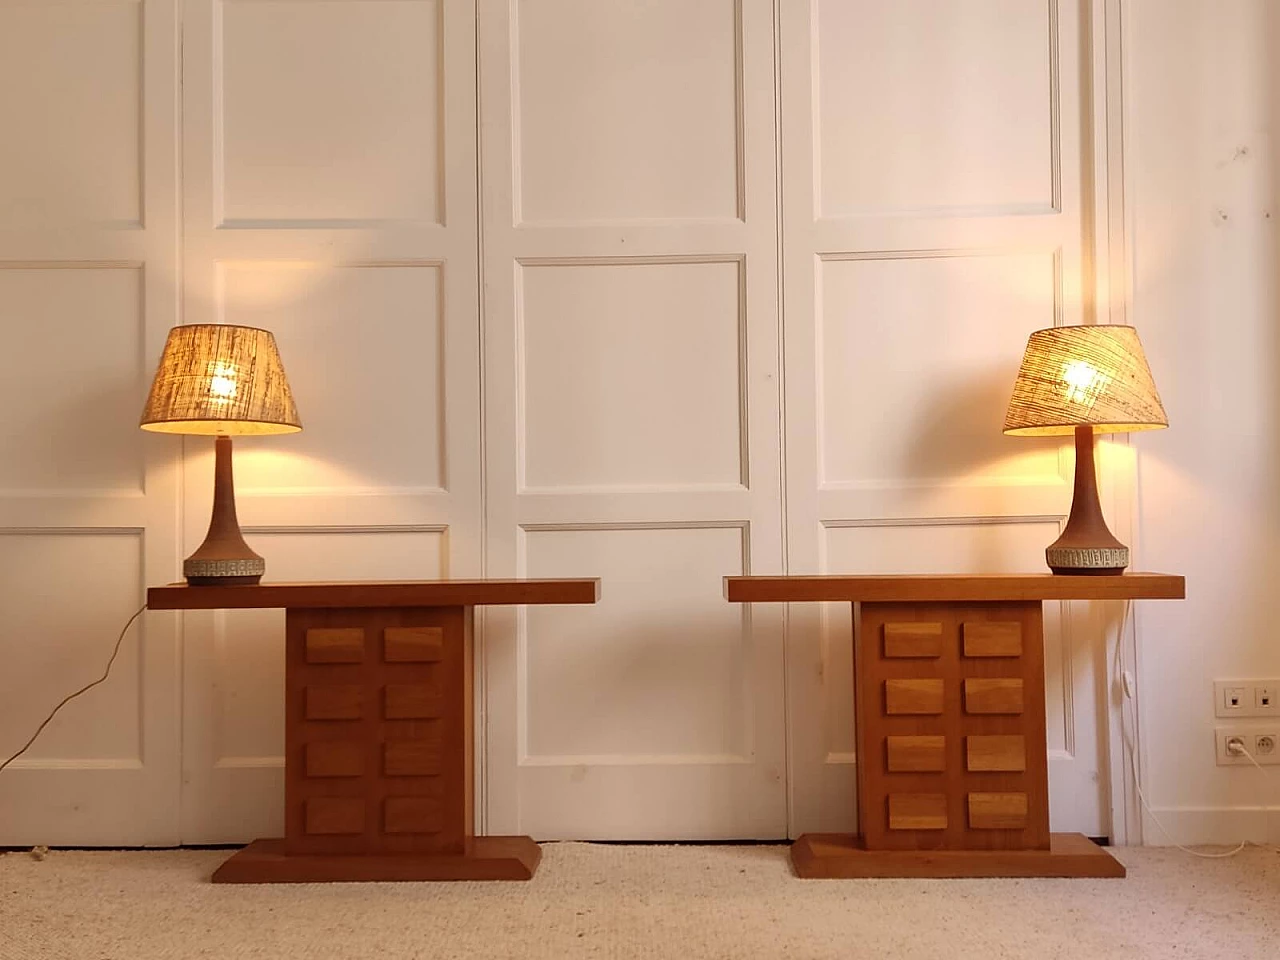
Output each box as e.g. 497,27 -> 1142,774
790,832 -> 1125,879
211,836 -> 542,884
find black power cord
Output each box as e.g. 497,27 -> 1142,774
0,604 -> 147,774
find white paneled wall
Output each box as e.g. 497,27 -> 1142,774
175,0 -> 480,843
0,0 -> 1134,845
0,0 -> 182,846
479,0 -> 788,840
778,0 -> 1118,838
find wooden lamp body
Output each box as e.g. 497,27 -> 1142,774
184,435 -> 264,586
1045,425 -> 1128,575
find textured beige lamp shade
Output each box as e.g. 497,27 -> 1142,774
1004,325 -> 1167,437
1004,324 -> 1167,575
140,324 -> 302,586
139,324 -> 301,436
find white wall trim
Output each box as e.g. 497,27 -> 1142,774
1093,0 -> 1147,848
1145,807 -> 1280,846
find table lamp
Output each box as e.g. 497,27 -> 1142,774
140,324 -> 301,585
1003,324 -> 1167,575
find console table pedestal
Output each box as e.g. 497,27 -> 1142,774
148,579 -> 600,883
726,574 -> 1184,879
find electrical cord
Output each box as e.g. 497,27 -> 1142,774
1113,599 -> 1276,857
0,603 -> 147,775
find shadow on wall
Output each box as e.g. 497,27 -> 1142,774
15,376 -> 142,488
903,370 -> 1015,481
901,366 -> 1057,520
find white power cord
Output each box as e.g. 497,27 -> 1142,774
1114,599 -> 1277,857
0,604 -> 147,775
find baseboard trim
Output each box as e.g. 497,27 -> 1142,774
1145,806 -> 1280,846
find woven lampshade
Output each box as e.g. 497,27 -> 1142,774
1003,325 -> 1167,437
140,324 -> 301,436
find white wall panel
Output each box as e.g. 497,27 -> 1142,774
219,0 -> 442,225
522,526 -> 748,760
818,253 -> 1061,488
514,0 -> 740,223
0,532 -> 144,762
0,0 -> 181,847
520,260 -> 744,490
816,0 -> 1056,217
179,0 -> 479,841
218,262 -> 445,492
0,1 -> 141,228
482,0 -> 786,840
0,266 -> 145,492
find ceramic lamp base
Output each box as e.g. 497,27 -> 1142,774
183,435 -> 266,587
184,556 -> 265,586
1046,426 -> 1130,577
1045,545 -> 1129,576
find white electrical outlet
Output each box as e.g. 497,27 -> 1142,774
1215,726 -> 1280,765
1214,679 -> 1280,717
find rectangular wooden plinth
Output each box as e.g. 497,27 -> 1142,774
210,836 -> 542,883
790,833 -> 1125,879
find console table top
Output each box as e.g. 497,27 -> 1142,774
724,573 -> 1184,604
147,578 -> 601,610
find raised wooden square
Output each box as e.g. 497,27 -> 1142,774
304,685 -> 363,721
886,735 -> 946,773
384,683 -> 441,720
305,740 -> 364,778
384,732 -> 443,777
384,626 -> 444,663
962,622 -> 1022,658
304,628 -> 366,663
963,678 -> 1023,715
888,793 -> 948,830
383,797 -> 442,835
968,792 -> 1029,830
305,797 -> 365,835
883,622 -> 943,658
884,678 -> 945,715
966,735 -> 1026,772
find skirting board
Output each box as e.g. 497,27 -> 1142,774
1144,807 -> 1280,846
210,837 -> 542,883
791,833 -> 1126,879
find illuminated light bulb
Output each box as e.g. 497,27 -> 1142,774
1060,359 -> 1109,407
208,362 -> 239,403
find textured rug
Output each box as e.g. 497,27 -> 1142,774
1,843 -> 1277,959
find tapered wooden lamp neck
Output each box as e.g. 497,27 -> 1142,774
184,435 -> 265,585
1045,425 -> 1129,575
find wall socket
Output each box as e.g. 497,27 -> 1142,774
1213,679 -> 1280,717
1215,726 -> 1280,765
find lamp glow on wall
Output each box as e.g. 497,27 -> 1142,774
140,324 -> 301,585
1004,324 -> 1167,575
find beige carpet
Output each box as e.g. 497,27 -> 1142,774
2,843 -> 1278,959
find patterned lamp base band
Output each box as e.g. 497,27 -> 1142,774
1045,546 -> 1129,572
184,557 -> 266,583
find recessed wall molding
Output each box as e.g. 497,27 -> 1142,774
811,0 -> 1062,221
514,257 -> 749,493
509,0 -> 746,226
211,0 -> 447,228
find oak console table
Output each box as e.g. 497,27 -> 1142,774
148,579 -> 600,883
725,573 -> 1184,879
